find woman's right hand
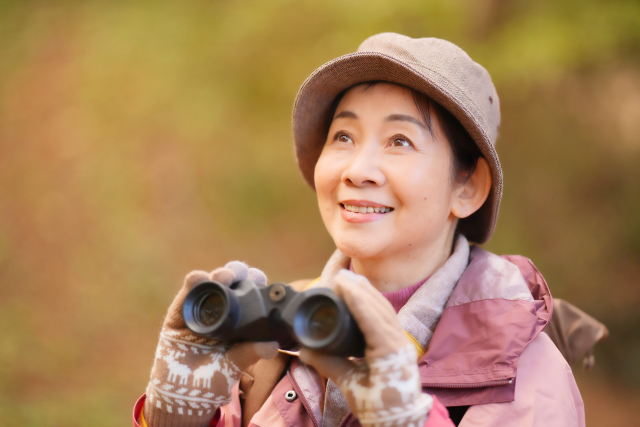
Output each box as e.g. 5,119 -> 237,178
300,269 -> 433,427
143,262 -> 279,427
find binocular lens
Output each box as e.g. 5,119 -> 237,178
295,296 -> 342,345
195,290 -> 227,327
307,304 -> 338,341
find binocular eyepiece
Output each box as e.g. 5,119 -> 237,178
182,279 -> 365,357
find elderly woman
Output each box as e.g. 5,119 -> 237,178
134,33 -> 584,427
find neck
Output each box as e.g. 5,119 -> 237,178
351,228 -> 456,292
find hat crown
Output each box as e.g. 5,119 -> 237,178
357,33 -> 501,147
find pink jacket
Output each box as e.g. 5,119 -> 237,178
133,247 -> 585,427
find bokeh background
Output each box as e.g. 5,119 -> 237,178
0,0 -> 639,425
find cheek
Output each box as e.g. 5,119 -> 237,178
394,160 -> 455,214
314,154 -> 341,210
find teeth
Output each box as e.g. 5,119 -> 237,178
343,204 -> 392,213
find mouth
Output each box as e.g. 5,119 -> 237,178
340,203 -> 394,214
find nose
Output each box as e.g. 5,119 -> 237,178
341,144 -> 385,187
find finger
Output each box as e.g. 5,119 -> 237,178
226,341 -> 279,372
185,270 -> 212,290
334,271 -> 404,342
210,267 -> 237,286
299,348 -> 354,383
333,270 -> 410,358
248,268 -> 267,287
315,249 -> 350,288
224,261 -> 249,281
333,270 -> 397,324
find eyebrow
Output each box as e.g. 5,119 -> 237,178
385,114 -> 427,130
333,111 -> 428,132
333,111 -> 434,136
333,111 -> 358,120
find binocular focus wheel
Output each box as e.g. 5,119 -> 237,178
269,284 -> 287,302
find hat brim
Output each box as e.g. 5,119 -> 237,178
292,52 -> 502,244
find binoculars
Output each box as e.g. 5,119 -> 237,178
182,279 -> 366,357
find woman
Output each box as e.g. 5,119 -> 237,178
134,33 -> 584,427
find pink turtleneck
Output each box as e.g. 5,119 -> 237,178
348,262 -> 429,313
381,278 -> 429,313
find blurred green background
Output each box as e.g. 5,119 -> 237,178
0,0 -> 639,425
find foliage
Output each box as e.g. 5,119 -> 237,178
0,0 -> 639,425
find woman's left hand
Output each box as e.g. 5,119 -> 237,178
299,269 -> 433,427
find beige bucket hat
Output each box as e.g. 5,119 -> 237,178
292,33 -> 502,243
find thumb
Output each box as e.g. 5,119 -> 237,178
315,249 -> 350,289
226,341 -> 279,372
299,348 -> 353,383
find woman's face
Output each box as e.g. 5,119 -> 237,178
314,82 -> 461,262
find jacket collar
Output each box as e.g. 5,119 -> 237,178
418,247 -> 553,406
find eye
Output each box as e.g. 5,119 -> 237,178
335,132 -> 353,144
391,137 -> 412,147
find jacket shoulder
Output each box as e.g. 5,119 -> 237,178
499,254 -> 552,304
446,247 -> 551,309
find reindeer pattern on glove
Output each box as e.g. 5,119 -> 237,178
143,261 -> 279,427
146,329 -> 242,418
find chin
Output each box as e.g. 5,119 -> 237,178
333,236 -> 385,261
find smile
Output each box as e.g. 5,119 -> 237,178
340,204 -> 394,214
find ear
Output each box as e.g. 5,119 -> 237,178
451,157 -> 492,219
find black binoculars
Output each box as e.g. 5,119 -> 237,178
182,279 -> 365,357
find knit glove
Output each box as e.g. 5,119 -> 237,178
300,269 -> 433,427
143,261 -> 279,427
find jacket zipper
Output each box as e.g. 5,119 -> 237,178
287,370 -> 322,427
339,413 -> 354,427
422,378 -> 513,388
